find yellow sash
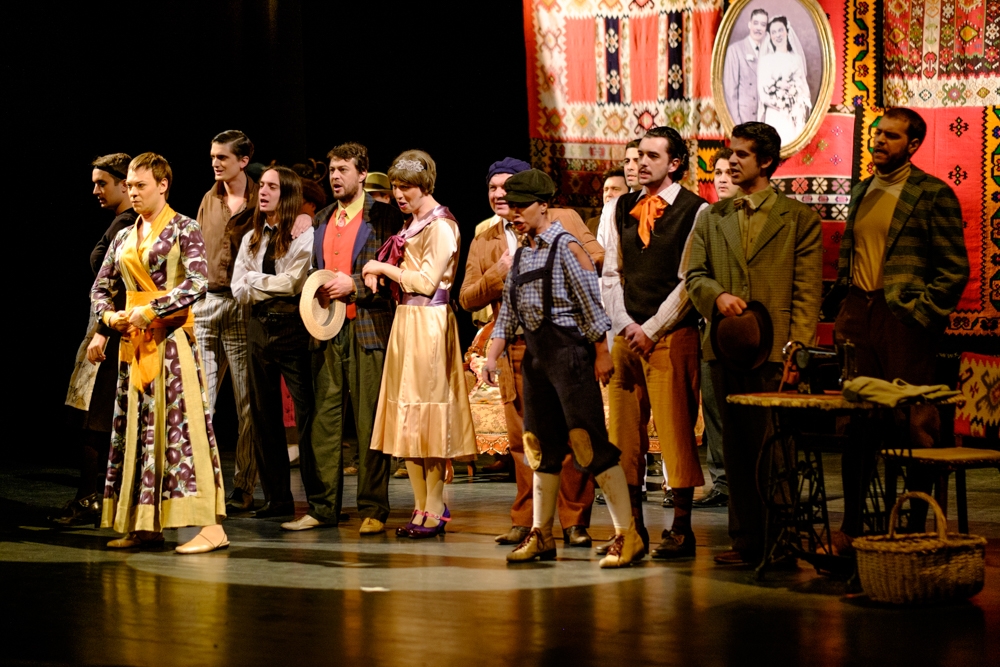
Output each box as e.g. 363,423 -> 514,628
119,205 -> 194,390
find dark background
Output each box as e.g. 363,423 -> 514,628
10,1 -> 528,462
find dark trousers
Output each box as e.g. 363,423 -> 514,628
835,288 -> 943,534
504,340 -> 595,528
307,320 -> 390,524
701,358 -> 727,494
710,360 -> 784,557
247,311 -> 314,505
522,322 -> 620,476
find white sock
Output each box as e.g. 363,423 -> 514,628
595,466 -> 631,534
532,471 -> 560,539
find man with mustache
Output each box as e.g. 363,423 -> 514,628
724,8 -> 769,126
601,126 -> 709,559
834,108 -> 968,545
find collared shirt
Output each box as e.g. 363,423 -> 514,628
335,192 -> 365,226
475,213 -> 519,255
196,174 -> 259,291
735,186 -> 777,260
492,220 -> 610,344
601,182 -> 708,341
231,223 -> 314,305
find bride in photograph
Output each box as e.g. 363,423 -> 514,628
756,16 -> 812,146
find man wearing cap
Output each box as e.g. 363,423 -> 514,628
482,169 -> 643,567
687,122 -> 822,565
602,126 -> 709,559
460,157 -> 602,548
195,129 -> 260,513
282,142 -> 404,534
364,172 -> 393,205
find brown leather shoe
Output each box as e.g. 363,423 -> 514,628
651,530 -> 695,559
496,525 -> 531,545
562,525 -> 592,548
226,489 -> 255,512
713,549 -> 753,565
506,528 -> 557,563
107,531 -> 164,549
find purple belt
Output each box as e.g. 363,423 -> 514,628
400,288 -> 450,307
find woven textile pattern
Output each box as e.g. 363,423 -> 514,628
883,0 -> 1000,107
526,0 -> 726,208
955,352 -> 1000,438
847,1 -> 998,335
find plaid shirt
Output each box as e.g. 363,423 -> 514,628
493,221 -> 611,344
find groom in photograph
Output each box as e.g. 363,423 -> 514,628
724,7 -> 769,125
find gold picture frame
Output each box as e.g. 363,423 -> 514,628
711,0 -> 836,158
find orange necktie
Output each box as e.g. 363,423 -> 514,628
629,195 -> 668,248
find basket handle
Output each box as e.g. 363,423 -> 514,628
887,491 -> 947,540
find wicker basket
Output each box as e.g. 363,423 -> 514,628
853,491 -> 986,604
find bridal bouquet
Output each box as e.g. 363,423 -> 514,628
763,74 -> 796,112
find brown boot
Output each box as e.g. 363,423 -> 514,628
599,520 -> 645,568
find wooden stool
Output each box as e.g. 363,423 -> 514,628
882,447 -> 1000,533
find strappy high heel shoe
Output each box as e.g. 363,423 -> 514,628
407,505 -> 450,539
396,509 -> 424,537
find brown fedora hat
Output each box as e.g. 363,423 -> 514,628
300,270 -> 347,341
710,301 -> 773,372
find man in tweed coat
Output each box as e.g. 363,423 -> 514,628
687,122 -> 822,565
282,142 -> 404,533
834,108 -> 968,539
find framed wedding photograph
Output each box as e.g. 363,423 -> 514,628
711,0 -> 836,157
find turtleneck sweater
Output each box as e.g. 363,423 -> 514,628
851,161 -> 911,291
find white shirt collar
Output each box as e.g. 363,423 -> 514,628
640,181 -> 682,204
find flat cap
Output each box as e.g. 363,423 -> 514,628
502,169 -> 556,206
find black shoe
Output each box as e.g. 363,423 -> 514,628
595,539 -> 614,555
595,492 -> 606,505
651,529 -> 696,559
496,526 -> 531,545
693,488 -> 729,508
662,491 -> 674,508
563,525 -> 592,548
49,493 -> 102,527
251,501 -> 295,518
226,488 -> 255,512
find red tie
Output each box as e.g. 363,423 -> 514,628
337,209 -> 347,227
629,195 -> 668,248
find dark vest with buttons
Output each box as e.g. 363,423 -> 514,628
616,187 -> 705,328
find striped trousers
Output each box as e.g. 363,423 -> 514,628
194,292 -> 257,496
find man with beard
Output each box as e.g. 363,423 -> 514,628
460,157 -> 602,548
56,153 -> 138,526
687,122 -> 822,565
833,108 -> 968,544
282,142 -> 404,534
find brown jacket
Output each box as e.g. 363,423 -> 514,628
459,208 -> 603,402
196,175 -> 259,291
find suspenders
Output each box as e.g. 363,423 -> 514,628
510,232 -> 568,323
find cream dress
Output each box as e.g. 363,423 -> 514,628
371,215 -> 477,459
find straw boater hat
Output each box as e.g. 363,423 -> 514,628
710,301 -> 773,372
300,270 -> 347,340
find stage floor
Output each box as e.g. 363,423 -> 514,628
2,453 -> 998,666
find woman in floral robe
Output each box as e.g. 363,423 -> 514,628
91,152 -> 227,553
